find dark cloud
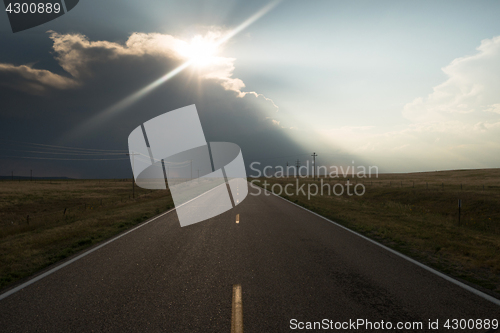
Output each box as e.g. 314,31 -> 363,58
0,31 -> 315,178
0,63 -> 78,94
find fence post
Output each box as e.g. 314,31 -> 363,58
63,208 -> 67,215
458,199 -> 461,226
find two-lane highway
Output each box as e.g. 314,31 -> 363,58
0,183 -> 498,332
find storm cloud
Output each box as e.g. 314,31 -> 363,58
0,31 -> 313,178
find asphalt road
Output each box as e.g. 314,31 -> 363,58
0,183 -> 498,332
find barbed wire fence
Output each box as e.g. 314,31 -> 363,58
0,180 -> 172,238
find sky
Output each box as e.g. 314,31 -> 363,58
1,0 -> 500,178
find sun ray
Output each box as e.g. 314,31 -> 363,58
68,0 -> 283,139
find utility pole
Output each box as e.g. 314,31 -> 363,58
296,159 -> 300,177
311,152 -> 318,181
126,151 -> 139,198
286,162 -> 289,179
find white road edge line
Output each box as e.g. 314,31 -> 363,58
263,186 -> 500,307
0,209 -> 173,301
0,182 -> 227,301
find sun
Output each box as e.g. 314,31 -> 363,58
178,35 -> 219,67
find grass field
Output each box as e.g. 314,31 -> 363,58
0,179 -> 173,290
254,168 -> 500,295
1,170 -> 499,297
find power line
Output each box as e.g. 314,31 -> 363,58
0,139 -> 127,152
0,148 -> 126,156
253,153 -> 310,161
0,156 -> 129,161
247,151 -> 342,162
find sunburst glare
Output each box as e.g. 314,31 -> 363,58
178,35 -> 220,67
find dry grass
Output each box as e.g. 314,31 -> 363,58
2,171 -> 499,295
256,168 -> 500,294
1,179 -> 152,226
0,179 -> 173,290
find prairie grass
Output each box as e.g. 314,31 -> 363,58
2,171 -> 499,295
0,179 -> 173,290
255,168 -> 500,294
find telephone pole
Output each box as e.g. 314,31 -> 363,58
286,162 -> 289,179
458,199 -> 462,226
126,151 -> 139,198
311,152 -> 318,181
296,159 -> 300,177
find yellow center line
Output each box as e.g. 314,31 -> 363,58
231,284 -> 243,333
236,214 -> 239,224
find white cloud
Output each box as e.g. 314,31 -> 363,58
46,31 -> 277,110
485,103 -> 500,114
403,35 -> 500,124
48,31 -> 184,78
321,36 -> 500,170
